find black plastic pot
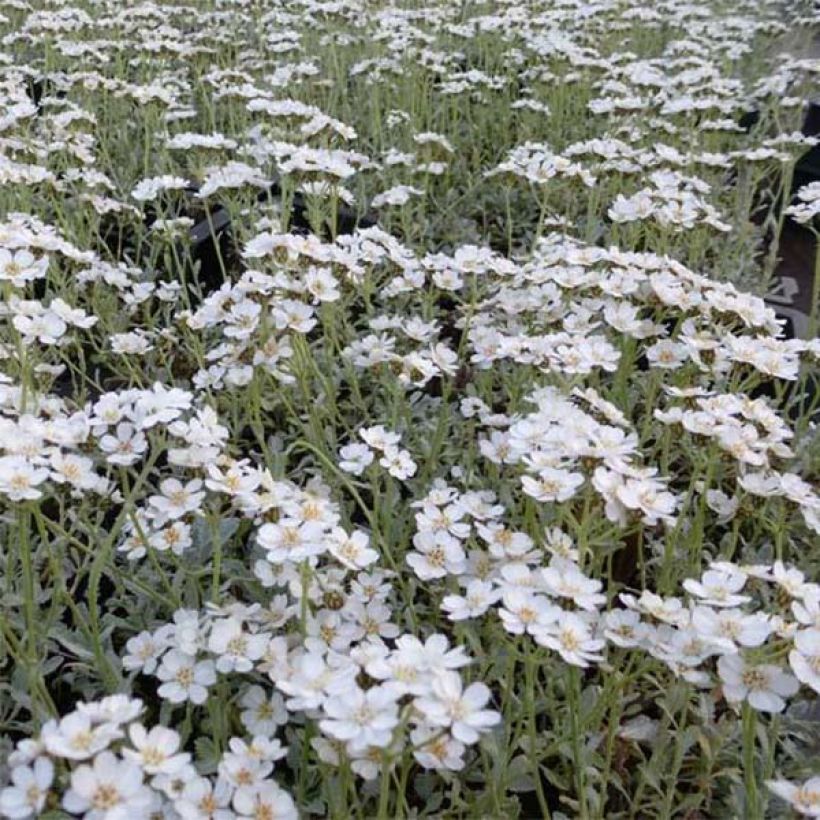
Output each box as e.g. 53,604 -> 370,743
794,99 -> 820,187
740,100 -> 820,188
184,176 -> 377,298
24,76 -> 66,111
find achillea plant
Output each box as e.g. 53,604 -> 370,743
0,0 -> 819,818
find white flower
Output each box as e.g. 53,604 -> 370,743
365,634 -> 469,697
13,311 -> 67,344
603,609 -> 650,648
359,425 -> 401,451
543,527 -> 579,562
541,557 -> 606,611
683,569 -> 750,608
407,531 -> 466,580
441,580 -> 500,621
0,757 -> 53,819
328,528 -> 379,570
410,726 -> 465,772
170,609 -> 203,655
338,442 -> 374,475
208,617 -> 268,674
379,445 -> 416,480
789,628 -> 820,695
41,712 -> 121,761
415,672 -> 500,744
62,751 -> 153,818
371,185 -> 422,208
123,724 -> 190,776
532,611 -> 605,667
615,477 -> 677,525
156,651 -> 216,705
521,468 -> 584,503
76,696 -> 143,727
218,749 -> 272,804
0,249 -> 48,285
131,175 -> 189,202
717,655 -> 799,713
276,651 -> 358,711
691,606 -> 771,650
149,521 -> 193,556
767,777 -> 820,817
772,561 -> 816,602
498,590 -> 557,637
98,423 -> 148,466
232,780 -> 297,820
148,478 -> 205,524
240,686 -> 288,737
0,456 -> 50,502
175,776 -> 233,820
319,684 -> 400,750
257,518 -> 326,563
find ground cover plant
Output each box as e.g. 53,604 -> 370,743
1,0 -> 820,817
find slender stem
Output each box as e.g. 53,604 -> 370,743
525,642 -> 552,819
743,703 -> 761,820
567,664 -> 589,819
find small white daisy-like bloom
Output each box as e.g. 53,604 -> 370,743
541,557 -> 607,612
533,611 -> 605,668
175,775 -> 233,820
521,468 -> 585,503
442,579 -> 500,621
239,685 -> 288,737
767,777 -> 820,816
327,528 -> 379,570
603,609 -> 650,648
359,425 -> 401,451
156,650 -> 216,705
148,521 -> 193,556
148,478 -> 205,524
378,444 -> 417,480
406,531 -> 466,580
691,606 -> 771,650
131,174 -> 189,202
683,569 -> 750,608
338,442 -> 374,475
415,671 -> 500,744
218,749 -> 272,808
98,422 -> 148,466
62,751 -> 153,817
110,330 -> 154,355
615,476 -> 677,525
232,780 -> 298,820
0,248 -> 49,286
124,724 -> 190,776
41,712 -> 122,761
498,589 -> 556,637
371,184 -> 423,208
256,518 -> 326,563
76,696 -> 144,727
789,628 -> 820,695
771,561 -> 817,602
621,590 -> 687,625
0,455 -> 50,502
208,617 -> 269,674
319,684 -> 400,750
0,757 -> 53,819
543,527 -> 579,561
718,654 -> 799,713
410,725 -> 466,772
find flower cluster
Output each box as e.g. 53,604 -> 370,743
0,696 -> 297,820
1,0 -> 819,816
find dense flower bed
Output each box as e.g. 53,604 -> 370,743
0,0 -> 819,817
